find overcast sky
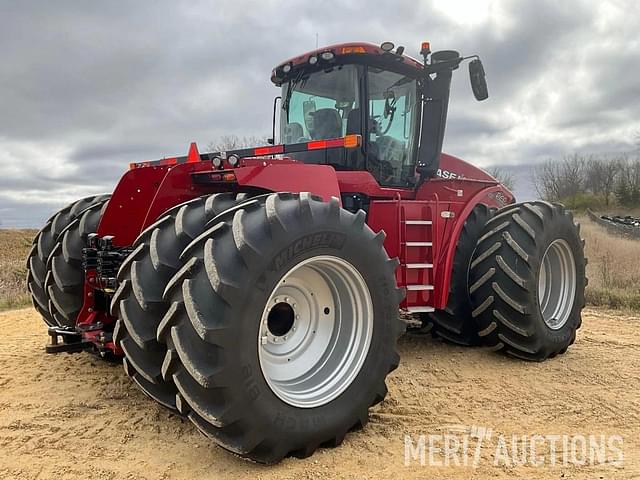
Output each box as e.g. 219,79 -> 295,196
1,0 -> 639,227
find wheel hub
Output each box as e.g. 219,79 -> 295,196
266,301 -> 296,338
537,239 -> 577,330
258,255 -> 373,408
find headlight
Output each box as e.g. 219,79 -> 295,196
320,51 -> 334,61
212,156 -> 223,168
380,41 -> 395,52
228,154 -> 240,167
308,55 -> 318,65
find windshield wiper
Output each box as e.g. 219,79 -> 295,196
282,71 -> 306,116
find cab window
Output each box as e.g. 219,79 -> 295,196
366,68 -> 418,187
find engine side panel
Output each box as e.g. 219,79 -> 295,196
435,152 -> 498,183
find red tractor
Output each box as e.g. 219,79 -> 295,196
27,41 -> 586,463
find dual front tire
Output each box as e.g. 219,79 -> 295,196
116,192 -> 404,463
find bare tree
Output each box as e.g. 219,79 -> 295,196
614,156 -> 640,206
207,134 -> 269,152
585,155 -> 621,206
533,160 -> 563,201
533,154 -> 586,204
487,166 -> 515,191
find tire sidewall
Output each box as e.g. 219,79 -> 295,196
217,222 -> 398,443
529,214 -> 585,349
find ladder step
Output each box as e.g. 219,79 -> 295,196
406,285 -> 434,291
405,220 -> 432,225
406,263 -> 433,269
405,242 -> 432,247
406,306 -> 435,313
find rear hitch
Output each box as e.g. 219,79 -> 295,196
45,326 -> 93,354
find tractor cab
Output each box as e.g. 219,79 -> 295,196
272,42 -> 488,188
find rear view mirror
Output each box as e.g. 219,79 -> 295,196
469,59 -> 489,101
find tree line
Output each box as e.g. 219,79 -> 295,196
533,153 -> 640,208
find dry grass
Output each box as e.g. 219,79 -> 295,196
0,229 -> 37,311
579,216 -> 640,310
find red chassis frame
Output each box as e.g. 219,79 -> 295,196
76,141 -> 513,354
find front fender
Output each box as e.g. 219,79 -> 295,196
234,163 -> 342,203
98,161 -> 343,247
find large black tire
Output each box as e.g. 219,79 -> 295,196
27,194 -> 111,327
469,201 -> 586,361
419,204 -> 493,345
111,193 -> 249,411
158,192 -> 404,463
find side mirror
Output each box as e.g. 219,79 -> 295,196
469,59 -> 489,101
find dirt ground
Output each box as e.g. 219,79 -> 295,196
0,308 -> 638,479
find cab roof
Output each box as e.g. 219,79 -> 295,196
271,42 -> 424,86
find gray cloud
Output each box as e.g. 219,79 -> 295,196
1,0 -> 639,227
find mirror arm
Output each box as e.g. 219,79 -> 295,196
271,95 -> 282,144
424,57 -> 463,75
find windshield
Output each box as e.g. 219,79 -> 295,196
280,64 -> 360,144
279,63 -> 419,185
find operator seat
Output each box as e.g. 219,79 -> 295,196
311,109 -> 342,139
283,122 -> 304,144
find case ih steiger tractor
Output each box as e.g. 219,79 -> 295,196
27,41 -> 586,463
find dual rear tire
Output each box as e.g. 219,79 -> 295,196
415,201 -> 585,362
27,194 -> 111,327
469,201 -> 586,360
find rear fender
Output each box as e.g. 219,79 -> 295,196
433,184 -> 514,309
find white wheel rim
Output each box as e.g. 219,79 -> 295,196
538,239 -> 577,330
258,255 -> 373,408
